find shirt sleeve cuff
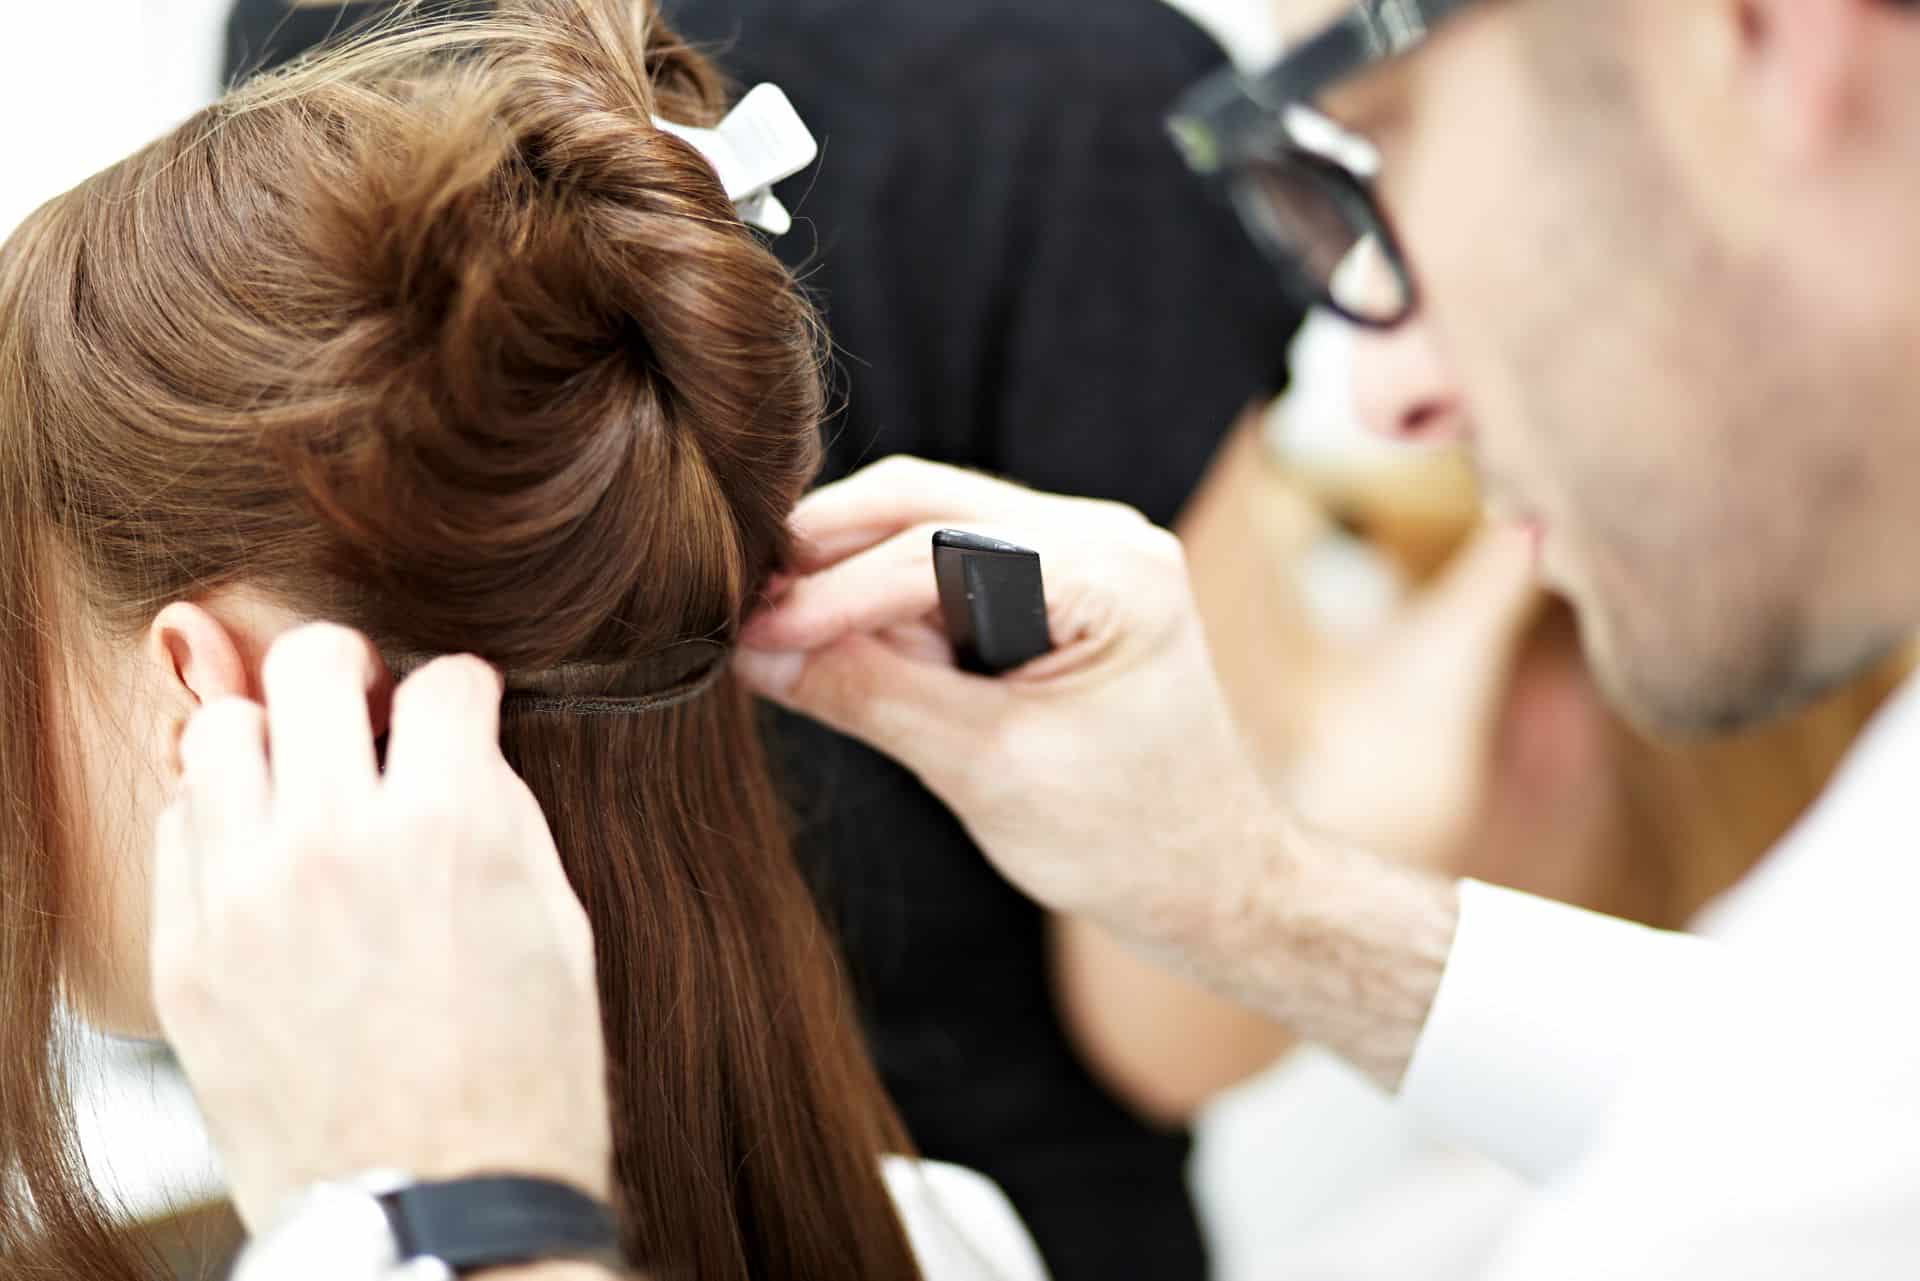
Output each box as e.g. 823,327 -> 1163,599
1397,880 -> 1720,1182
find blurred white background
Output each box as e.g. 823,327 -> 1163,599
0,1 -> 232,241
0,0 -> 1283,242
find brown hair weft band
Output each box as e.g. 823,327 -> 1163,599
499,640 -> 731,716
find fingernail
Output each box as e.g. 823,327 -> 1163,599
733,647 -> 804,698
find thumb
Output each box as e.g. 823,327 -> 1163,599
1296,521 -> 1541,864
1389,521 -> 1542,716
736,634 -> 1002,781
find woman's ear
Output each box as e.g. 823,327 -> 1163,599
146,602 -> 251,780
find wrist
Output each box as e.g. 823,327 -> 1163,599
1130,768 -> 1288,954
233,1170 -> 624,1281
1206,805 -> 1461,1089
1087,778 -> 1289,1005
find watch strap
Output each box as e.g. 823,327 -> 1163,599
380,1175 -> 622,1274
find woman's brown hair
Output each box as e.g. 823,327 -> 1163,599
0,2 -> 923,1277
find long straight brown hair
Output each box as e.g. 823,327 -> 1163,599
0,3 -> 923,1277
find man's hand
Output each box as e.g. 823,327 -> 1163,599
738,458 -> 1460,1084
739,458 -> 1274,950
150,625 -> 611,1231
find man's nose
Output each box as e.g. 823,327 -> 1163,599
1351,318 -> 1467,445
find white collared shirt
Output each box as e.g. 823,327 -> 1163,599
1391,672 -> 1920,1276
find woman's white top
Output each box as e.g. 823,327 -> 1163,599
65,1035 -> 1048,1281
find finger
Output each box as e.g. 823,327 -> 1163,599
1387,521 -> 1543,751
500,768 -> 568,881
878,618 -> 955,667
176,698 -> 274,909
148,801 -> 201,983
174,698 -> 273,898
759,571 -> 796,605
381,654 -> 505,790
500,769 -> 591,940
742,524 -> 945,651
1399,521 -> 1542,670
178,696 -> 272,838
260,624 -> 388,818
786,458 -> 1038,572
737,631 -> 1000,780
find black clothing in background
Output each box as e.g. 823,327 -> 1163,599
656,9 -> 1300,1280
226,5 -> 1300,1279
224,0 -> 489,80
657,1 -> 1297,522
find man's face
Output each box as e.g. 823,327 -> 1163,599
1331,0 -> 1920,733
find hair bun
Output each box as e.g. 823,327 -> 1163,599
233,0 -> 823,668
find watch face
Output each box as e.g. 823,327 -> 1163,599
233,1184 -> 402,1281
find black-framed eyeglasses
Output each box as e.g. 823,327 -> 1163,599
1168,0 -> 1480,329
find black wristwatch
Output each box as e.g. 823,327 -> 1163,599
230,1170 -> 625,1281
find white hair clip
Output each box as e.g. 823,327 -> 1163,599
653,84 -> 819,236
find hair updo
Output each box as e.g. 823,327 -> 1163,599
0,3 -> 922,1277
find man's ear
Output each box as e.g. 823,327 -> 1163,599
1731,0 -> 1875,165
147,602 -> 251,779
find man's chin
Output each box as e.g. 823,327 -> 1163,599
1588,628 -> 1896,742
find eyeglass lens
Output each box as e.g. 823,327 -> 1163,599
1235,157 -> 1410,325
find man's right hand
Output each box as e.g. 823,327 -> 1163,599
739,457 -> 1273,952
738,458 -> 1460,1084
